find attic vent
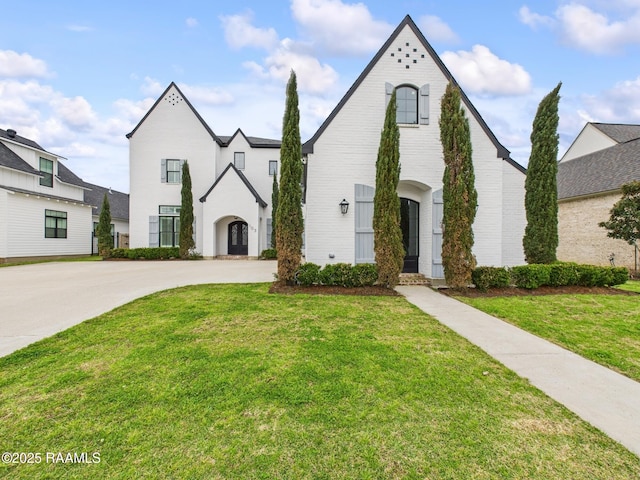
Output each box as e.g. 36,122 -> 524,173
6,129 -> 16,138
391,42 -> 424,69
164,92 -> 183,106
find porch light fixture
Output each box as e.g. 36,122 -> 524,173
339,198 -> 349,215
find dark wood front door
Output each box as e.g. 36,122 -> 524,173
228,221 -> 248,255
400,198 -> 419,273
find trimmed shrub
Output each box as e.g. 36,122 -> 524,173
510,264 -> 552,289
108,247 -> 179,260
320,263 -> 354,287
472,267 -> 510,291
352,263 -> 378,287
610,267 -> 630,286
576,265 -> 606,287
295,263 -> 321,286
260,248 -> 277,260
548,262 -> 579,287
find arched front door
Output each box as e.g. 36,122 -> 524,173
228,221 -> 248,255
400,198 -> 419,273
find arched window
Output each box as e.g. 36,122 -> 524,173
396,86 -> 418,124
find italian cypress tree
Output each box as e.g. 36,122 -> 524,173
97,193 -> 113,257
523,82 -> 561,264
373,90 -> 404,288
271,171 -> 279,249
179,161 -> 195,259
440,81 -> 477,288
276,71 -> 304,284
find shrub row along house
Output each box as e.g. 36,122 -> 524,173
558,122 -> 640,270
0,128 -> 129,263
128,15 -> 527,278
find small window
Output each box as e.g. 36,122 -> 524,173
269,160 -> 277,176
45,209 -> 67,238
39,158 -> 53,187
234,152 -> 245,170
166,159 -> 181,183
396,86 -> 418,124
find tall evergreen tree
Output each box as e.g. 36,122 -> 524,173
276,71 -> 304,284
523,82 -> 561,264
97,193 -> 113,257
271,170 -> 279,249
373,90 -> 404,288
179,161 -> 195,259
440,81 -> 477,288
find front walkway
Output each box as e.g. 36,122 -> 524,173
0,260 -> 276,358
397,285 -> 640,458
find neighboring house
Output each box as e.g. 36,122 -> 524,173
83,182 -> 130,253
303,15 -> 526,277
0,128 -> 93,263
127,90 -> 280,257
127,15 -> 526,277
558,122 -> 640,270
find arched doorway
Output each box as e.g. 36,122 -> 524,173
400,198 -> 419,273
228,221 -> 248,255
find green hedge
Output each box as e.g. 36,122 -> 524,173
110,247 -> 180,260
471,266 -> 510,291
472,263 -> 629,290
295,262 -> 378,287
260,248 -> 277,260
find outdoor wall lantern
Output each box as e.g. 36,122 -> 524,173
339,199 -> 349,215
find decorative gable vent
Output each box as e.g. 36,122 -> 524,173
164,92 -> 184,106
390,41 -> 425,69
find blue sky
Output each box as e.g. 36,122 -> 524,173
2,0 -> 640,192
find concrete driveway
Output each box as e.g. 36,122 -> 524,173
0,260 -> 276,357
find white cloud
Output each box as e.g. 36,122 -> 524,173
418,15 -> 459,43
186,17 -> 198,28
518,6 -> 555,29
178,84 -> 234,105
243,38 -> 339,94
579,75 -> 640,121
220,11 -> 279,50
556,3 -> 640,54
140,77 -> 165,97
50,96 -> 97,130
290,0 -> 392,55
0,50 -> 49,78
441,45 -> 532,96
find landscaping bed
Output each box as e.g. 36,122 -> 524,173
269,283 -> 398,296
440,284 -> 639,298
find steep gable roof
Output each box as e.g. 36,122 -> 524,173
219,128 -> 281,149
558,137 -> 640,199
591,123 -> 640,144
199,162 -> 267,207
57,162 -> 89,189
302,15 -> 521,172
0,127 -> 46,151
0,141 -> 41,176
126,82 -> 223,145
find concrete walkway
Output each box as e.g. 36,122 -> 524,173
0,260 -> 276,358
397,285 -> 640,458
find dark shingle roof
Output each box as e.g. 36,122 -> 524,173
591,123 -> 640,144
218,129 -> 281,149
83,182 -> 130,221
199,162 -> 267,207
0,141 -> 41,175
558,137 -> 640,199
57,162 -> 88,188
0,128 -> 46,151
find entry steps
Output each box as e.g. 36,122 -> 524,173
398,273 -> 431,286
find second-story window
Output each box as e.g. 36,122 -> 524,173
234,152 -> 245,170
39,158 -> 53,187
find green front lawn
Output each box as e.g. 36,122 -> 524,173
616,279 -> 640,293
1,284 -> 638,479
460,290 -> 640,382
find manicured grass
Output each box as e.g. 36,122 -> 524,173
460,292 -> 640,382
616,279 -> 640,293
1,284 -> 638,479
0,255 -> 102,268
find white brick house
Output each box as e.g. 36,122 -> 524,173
127,15 -> 526,276
303,15 -> 526,276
